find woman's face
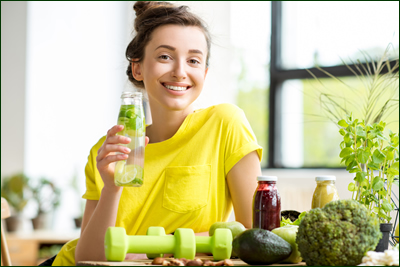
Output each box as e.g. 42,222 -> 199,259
132,24 -> 208,113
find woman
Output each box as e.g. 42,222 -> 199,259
52,2 -> 262,265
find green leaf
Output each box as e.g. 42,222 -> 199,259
367,162 -> 380,170
340,141 -> 346,149
348,182 -> 357,192
387,167 -> 399,176
379,190 -> 388,198
346,159 -> 358,171
372,177 -> 384,191
360,179 -> 369,188
390,135 -> 399,146
377,133 -> 389,142
391,162 -> 399,171
385,150 -> 394,161
339,128 -> 346,136
345,154 -> 355,166
356,126 -> 366,139
357,149 -> 370,164
344,133 -> 351,143
372,149 -> 386,164
340,147 -> 353,158
338,119 -> 349,127
348,167 -> 360,173
355,172 -> 366,183
378,210 -> 391,222
367,139 -> 374,148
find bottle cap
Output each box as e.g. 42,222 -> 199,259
257,176 -> 277,181
315,175 -> 336,181
121,91 -> 142,98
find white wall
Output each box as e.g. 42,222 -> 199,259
1,1 -> 27,178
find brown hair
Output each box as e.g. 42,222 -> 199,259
126,1 -> 211,89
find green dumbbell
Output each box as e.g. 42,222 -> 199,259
146,226 -> 165,259
104,227 -> 196,262
144,227 -> 232,260
195,228 -> 232,260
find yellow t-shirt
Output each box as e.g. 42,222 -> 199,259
53,103 -> 262,266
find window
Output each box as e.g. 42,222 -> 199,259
268,1 -> 399,168
231,2 -> 271,167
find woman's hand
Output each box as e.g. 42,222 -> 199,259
96,125 -> 149,189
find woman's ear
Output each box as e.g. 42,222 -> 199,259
204,68 -> 209,79
132,62 -> 143,81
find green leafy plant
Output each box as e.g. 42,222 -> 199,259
29,177 -> 61,217
308,44 -> 399,223
1,173 -> 30,215
338,115 -> 399,223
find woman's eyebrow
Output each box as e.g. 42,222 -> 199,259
189,49 -> 203,55
155,45 -> 203,55
155,45 -> 175,51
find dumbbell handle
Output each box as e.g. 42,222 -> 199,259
126,235 -> 176,254
195,236 -> 212,253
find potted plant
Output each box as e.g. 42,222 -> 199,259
338,116 -> 399,251
309,44 -> 399,250
1,173 -> 30,232
29,177 -> 61,230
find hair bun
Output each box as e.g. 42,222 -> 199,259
133,1 -> 174,18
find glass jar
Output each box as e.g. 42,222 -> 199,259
114,92 -> 146,187
252,176 -> 281,231
311,175 -> 340,209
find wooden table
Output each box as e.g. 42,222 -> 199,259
77,256 -> 306,266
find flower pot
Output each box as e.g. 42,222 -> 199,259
31,213 -> 52,230
74,217 -> 82,228
5,215 -> 23,232
375,223 -> 392,252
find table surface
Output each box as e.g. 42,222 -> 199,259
77,256 -> 306,266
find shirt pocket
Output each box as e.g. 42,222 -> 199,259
163,165 -> 211,213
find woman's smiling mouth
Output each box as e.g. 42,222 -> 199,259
163,83 -> 191,91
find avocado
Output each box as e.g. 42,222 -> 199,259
232,228 -> 292,265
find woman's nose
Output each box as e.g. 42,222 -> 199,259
171,60 -> 187,80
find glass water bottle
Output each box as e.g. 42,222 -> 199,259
114,92 -> 145,187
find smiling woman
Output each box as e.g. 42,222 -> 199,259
49,2 -> 262,266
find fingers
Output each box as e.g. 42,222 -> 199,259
96,125 -> 132,165
97,153 -> 128,170
145,136 -> 149,147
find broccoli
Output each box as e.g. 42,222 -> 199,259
296,199 -> 382,266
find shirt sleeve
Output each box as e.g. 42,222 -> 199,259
224,106 -> 263,176
82,136 -> 106,200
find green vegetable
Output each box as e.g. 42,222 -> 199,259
296,199 -> 381,266
232,228 -> 292,265
272,225 -> 302,264
281,211 -> 307,227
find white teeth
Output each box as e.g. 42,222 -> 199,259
165,85 -> 187,91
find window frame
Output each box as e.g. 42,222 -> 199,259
268,1 -> 397,169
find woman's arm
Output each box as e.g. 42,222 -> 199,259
75,188 -> 123,262
75,125 -> 141,262
226,151 -> 261,228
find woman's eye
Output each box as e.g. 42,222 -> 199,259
189,59 -> 200,65
159,55 -> 170,60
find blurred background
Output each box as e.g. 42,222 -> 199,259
1,1 -> 399,265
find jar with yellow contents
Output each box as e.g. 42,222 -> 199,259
311,175 -> 340,209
